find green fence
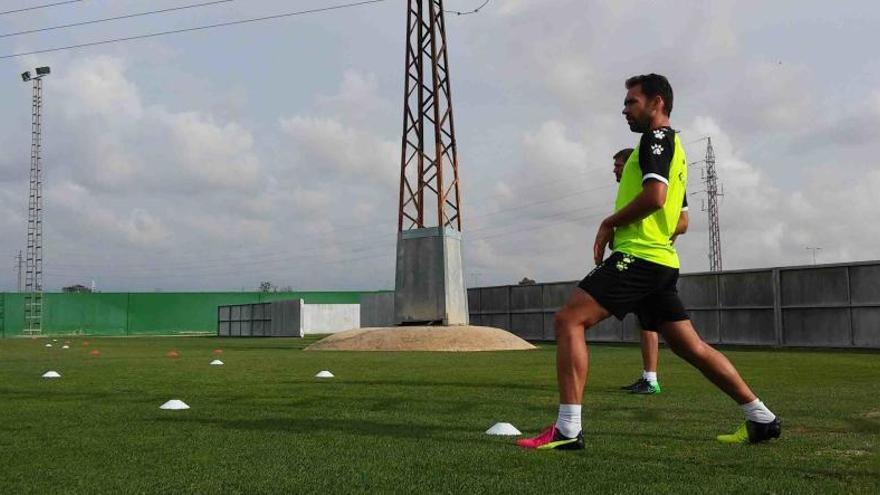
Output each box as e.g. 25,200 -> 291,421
0,291 -> 367,337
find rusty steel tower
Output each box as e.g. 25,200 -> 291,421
394,0 -> 468,325
398,0 -> 462,231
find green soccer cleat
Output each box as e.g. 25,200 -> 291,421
717,418 -> 782,444
630,380 -> 661,395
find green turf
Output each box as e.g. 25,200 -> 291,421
1,337 -> 877,494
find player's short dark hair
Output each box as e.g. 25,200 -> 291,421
613,148 -> 634,161
625,74 -> 673,116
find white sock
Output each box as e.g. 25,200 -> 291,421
741,399 -> 776,423
643,371 -> 658,384
555,404 -> 582,438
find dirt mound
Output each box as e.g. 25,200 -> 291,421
305,325 -> 536,352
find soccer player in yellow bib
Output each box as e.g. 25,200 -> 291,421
613,147 -> 689,395
517,74 -> 781,450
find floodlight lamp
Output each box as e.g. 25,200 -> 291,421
21,71 -> 31,82
35,66 -> 51,76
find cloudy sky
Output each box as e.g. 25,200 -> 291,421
0,0 -> 878,292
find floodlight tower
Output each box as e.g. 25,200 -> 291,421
21,66 -> 50,335
395,0 -> 468,325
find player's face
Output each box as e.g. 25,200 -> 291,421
623,85 -> 652,133
613,158 -> 625,182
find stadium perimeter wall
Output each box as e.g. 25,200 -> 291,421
464,261 -> 880,349
0,292 -> 368,337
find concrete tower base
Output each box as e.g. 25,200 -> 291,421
394,227 -> 469,325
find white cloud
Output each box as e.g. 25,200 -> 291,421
157,110 -> 261,191
1,1 -> 878,292
722,62 -> 814,134
47,181 -> 169,248
522,121 -> 589,179
279,115 -> 398,184
676,116 -> 880,271
56,56 -> 144,120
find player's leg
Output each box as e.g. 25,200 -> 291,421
641,330 -> 659,376
659,319 -> 781,444
660,319 -> 754,402
556,288 -> 611,405
629,330 -> 661,394
517,288 -> 610,450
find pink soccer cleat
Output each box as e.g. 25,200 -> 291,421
516,425 -> 584,450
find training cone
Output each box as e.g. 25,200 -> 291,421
213,349 -> 223,355
314,370 -> 335,378
89,349 -> 100,357
165,351 -> 180,358
62,345 -> 70,350
485,423 -> 522,436
42,371 -> 61,379
82,341 -> 90,347
45,343 -> 53,348
159,400 -> 190,410
209,360 -> 224,366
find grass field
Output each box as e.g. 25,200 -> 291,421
1,336 -> 877,494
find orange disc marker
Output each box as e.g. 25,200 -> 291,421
89,349 -> 100,357
166,351 -> 180,358
212,349 -> 223,355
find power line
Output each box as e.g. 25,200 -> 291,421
43,195 -> 613,274
0,0 -> 83,17
44,207 -> 609,280
685,135 -> 710,145
47,184 -> 613,271
445,0 -> 490,16
0,0 -> 235,40
0,0 -> 387,60
43,163 -> 613,269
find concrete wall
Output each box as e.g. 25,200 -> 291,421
302,304 -> 359,334
361,292 -> 396,327
466,260 -> 880,349
218,300 -> 361,337
218,300 -> 303,337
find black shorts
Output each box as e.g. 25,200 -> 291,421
577,251 -> 689,331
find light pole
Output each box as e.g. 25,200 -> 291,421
21,66 -> 50,335
806,246 -> 822,266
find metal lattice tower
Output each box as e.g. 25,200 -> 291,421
23,70 -> 48,335
704,137 -> 723,272
398,0 -> 462,232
